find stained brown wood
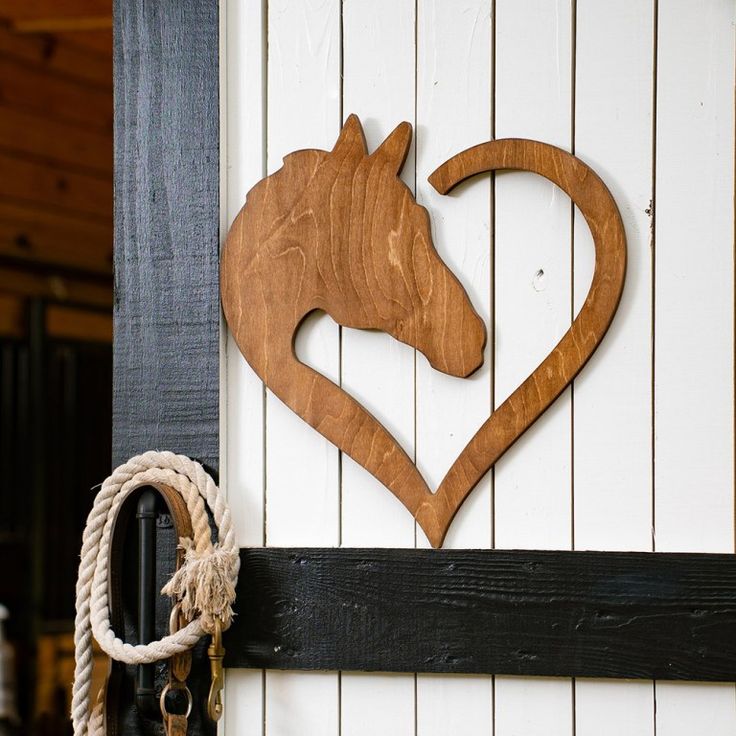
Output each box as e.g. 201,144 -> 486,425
12,17 -> 112,33
0,104 -> 112,173
0,0 -> 110,24
221,115 -> 626,548
46,304 -> 112,342
0,294 -> 24,337
0,22 -> 112,86
0,152 -> 111,220
0,201 -> 112,274
59,29 -> 112,57
0,55 -> 112,131
0,264 -> 111,307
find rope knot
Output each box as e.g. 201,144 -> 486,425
162,537 -> 239,633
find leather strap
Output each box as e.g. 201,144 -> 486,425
166,715 -> 189,736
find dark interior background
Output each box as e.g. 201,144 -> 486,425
0,2 -> 112,733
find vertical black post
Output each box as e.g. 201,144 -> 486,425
113,0 -> 220,732
135,490 -> 158,718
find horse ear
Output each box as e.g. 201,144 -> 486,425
332,114 -> 368,159
371,122 -> 413,174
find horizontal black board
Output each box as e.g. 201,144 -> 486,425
224,548 -> 736,681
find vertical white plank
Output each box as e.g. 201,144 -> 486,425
415,1 -> 493,735
340,0 -> 417,552
417,676 -> 492,736
493,1 -> 573,734
224,0 -> 266,548
223,0 -> 266,733
266,0 -> 342,547
656,684 -> 736,735
340,1 -> 416,734
572,1 -> 655,734
573,0 -> 654,552
494,1 -> 572,549
415,0 -> 493,559
654,0 -> 735,552
576,681 -> 653,736
265,1 -> 341,734
654,1 -> 736,734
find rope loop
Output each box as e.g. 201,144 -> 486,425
71,451 -> 239,736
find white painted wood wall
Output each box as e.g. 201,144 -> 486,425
220,1 -> 736,734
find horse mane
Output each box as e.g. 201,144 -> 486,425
244,148 -> 332,216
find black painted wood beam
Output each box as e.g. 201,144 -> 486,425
113,1 -> 219,733
225,547 -> 736,681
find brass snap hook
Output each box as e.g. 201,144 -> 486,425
207,618 -> 225,721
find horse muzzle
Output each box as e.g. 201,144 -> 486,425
418,310 -> 486,379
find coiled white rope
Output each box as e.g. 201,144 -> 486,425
71,451 -> 240,736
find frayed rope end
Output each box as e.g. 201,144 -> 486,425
162,537 -> 239,633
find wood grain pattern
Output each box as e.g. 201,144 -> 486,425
0,264 -> 111,307
0,104 -> 112,174
221,116 -> 626,548
113,0 -> 219,732
0,201 -> 112,275
0,55 -> 112,132
0,22 -> 112,87
0,152 -> 111,220
45,304 -> 112,342
113,0 -> 220,473
224,547 -> 736,681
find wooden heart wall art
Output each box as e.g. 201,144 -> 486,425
221,114 -> 626,548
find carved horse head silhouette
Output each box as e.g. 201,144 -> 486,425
222,114 -> 626,548
223,114 -> 485,380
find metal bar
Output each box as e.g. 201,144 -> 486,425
135,489 -> 159,719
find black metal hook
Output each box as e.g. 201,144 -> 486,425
134,489 -> 160,719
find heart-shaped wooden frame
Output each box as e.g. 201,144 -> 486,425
221,117 -> 626,548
